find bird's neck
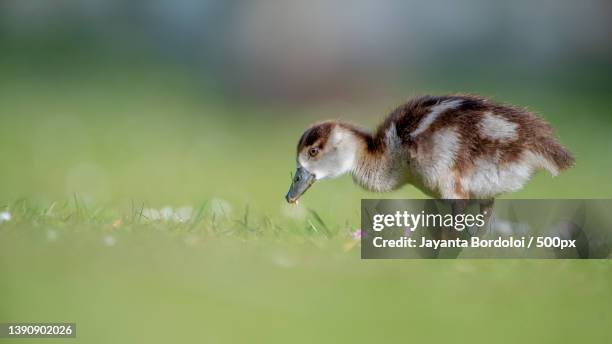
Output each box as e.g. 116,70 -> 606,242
340,123 -> 408,192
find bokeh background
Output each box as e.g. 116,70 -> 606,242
1,1 -> 611,343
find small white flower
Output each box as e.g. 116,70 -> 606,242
142,208 -> 161,221
174,206 -> 193,223
160,206 -> 174,221
0,211 -> 11,223
492,218 -> 513,236
208,198 -> 232,218
491,218 -> 530,236
103,235 -> 116,247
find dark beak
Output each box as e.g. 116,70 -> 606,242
285,167 -> 316,203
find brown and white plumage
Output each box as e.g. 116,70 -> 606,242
285,94 -> 574,202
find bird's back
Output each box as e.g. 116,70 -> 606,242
378,94 -> 574,198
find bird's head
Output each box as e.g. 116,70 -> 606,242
285,121 -> 360,203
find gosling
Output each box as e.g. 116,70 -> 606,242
285,94 -> 574,206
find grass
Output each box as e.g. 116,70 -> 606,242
1,203 -> 611,343
2,199 -> 612,343
1,66 -> 611,343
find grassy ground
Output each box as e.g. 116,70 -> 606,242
1,66 -> 611,343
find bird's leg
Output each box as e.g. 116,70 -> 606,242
430,199 -> 469,259
443,199 -> 468,240
478,198 -> 495,235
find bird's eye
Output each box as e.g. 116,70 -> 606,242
309,147 -> 319,157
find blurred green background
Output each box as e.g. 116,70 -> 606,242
1,1 -> 611,343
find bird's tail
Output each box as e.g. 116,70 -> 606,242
537,137 -> 575,176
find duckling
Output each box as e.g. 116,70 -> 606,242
285,94 -> 574,207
